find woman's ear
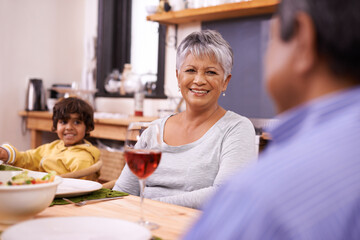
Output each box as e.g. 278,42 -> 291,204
176,69 -> 181,88
222,74 -> 232,92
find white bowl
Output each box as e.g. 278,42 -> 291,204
0,171 -> 62,224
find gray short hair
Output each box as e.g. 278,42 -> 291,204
278,0 -> 360,81
176,30 -> 233,80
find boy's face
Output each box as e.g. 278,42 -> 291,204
56,113 -> 87,147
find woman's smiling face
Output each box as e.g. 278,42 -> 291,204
177,53 -> 231,110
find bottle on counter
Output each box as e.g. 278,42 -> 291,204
134,91 -> 144,117
121,67 -> 145,116
120,64 -> 132,95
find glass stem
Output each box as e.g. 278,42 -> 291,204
139,178 -> 146,223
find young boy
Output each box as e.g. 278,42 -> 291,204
0,97 -> 100,176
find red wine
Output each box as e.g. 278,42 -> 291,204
125,149 -> 161,179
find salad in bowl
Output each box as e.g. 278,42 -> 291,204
0,170 -> 62,224
0,171 -> 55,186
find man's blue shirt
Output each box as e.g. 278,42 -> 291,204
184,86 -> 360,240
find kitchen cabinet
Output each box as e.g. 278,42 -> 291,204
146,0 -> 279,25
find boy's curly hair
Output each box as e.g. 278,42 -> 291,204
51,97 -> 94,137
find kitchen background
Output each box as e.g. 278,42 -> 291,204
0,0 -> 275,151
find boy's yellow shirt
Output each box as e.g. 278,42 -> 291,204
2,140 -> 100,175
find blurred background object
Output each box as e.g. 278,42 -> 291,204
25,79 -> 47,111
50,83 -> 97,110
104,69 -> 122,94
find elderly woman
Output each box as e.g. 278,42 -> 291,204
113,30 -> 256,209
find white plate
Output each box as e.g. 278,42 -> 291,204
2,216 -> 151,240
55,178 -> 102,198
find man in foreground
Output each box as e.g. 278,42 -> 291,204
184,0 -> 360,239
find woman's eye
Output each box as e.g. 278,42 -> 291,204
207,71 -> 217,75
185,69 -> 196,73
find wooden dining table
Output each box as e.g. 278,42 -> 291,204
0,195 -> 200,240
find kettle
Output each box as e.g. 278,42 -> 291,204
25,79 -> 47,111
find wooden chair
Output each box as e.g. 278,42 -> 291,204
60,160 -> 103,181
102,179 -> 117,189
97,149 -> 126,189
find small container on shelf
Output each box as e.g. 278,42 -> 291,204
120,64 -> 132,95
134,91 -> 145,117
169,0 -> 186,11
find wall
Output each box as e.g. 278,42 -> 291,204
0,0 -> 89,150
203,15 -> 276,118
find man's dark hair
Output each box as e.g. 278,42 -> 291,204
52,97 -> 94,137
277,0 -> 360,82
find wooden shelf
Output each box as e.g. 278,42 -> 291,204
146,0 -> 279,25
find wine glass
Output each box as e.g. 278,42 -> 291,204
124,122 -> 162,230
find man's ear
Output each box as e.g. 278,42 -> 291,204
293,12 -> 317,77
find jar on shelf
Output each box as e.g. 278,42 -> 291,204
104,69 -> 121,94
169,0 -> 185,11
120,64 -> 132,95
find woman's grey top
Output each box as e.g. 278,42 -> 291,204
113,111 -> 256,209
